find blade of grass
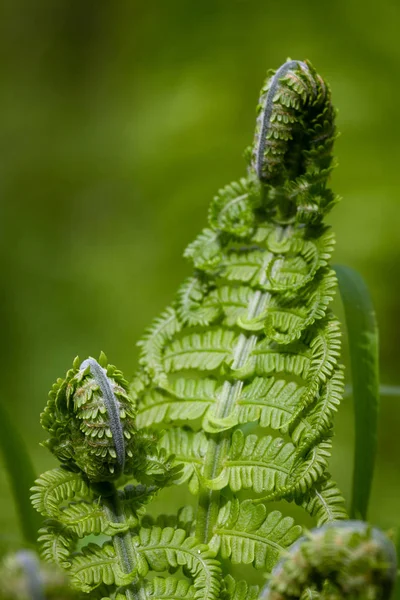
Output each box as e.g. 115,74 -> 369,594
0,400 -> 42,546
334,264 -> 379,521
344,385 -> 400,398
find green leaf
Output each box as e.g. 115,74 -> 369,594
300,476 -> 348,525
136,527 -> 222,600
205,429 -> 296,495
236,376 -> 305,429
177,277 -> 220,326
292,368 -> 344,452
256,439 -> 332,502
0,399 -> 42,546
70,542 -> 126,592
334,264 -> 379,521
138,307 -> 181,384
209,499 -> 302,571
38,521 -> 77,568
160,428 -> 207,494
31,468 -> 91,518
136,378 -> 217,428
164,329 -> 237,372
223,575 -> 259,600
142,576 -> 196,599
209,178 -> 258,237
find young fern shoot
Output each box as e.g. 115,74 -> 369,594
31,59 -> 396,599
134,58 -> 345,552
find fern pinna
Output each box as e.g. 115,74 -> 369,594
31,60 -> 395,600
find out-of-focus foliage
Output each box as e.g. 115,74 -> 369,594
0,0 -> 399,543
0,550 -> 77,599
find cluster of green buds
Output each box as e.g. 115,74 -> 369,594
40,353 -> 142,482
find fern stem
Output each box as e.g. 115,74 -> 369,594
195,488 -> 221,545
104,483 -> 141,600
195,289 -> 268,544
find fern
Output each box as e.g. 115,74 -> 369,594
260,521 -> 397,599
31,59 -> 396,599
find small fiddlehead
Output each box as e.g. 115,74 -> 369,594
260,521 -> 397,600
32,355 -> 206,600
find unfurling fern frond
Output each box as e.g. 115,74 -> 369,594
260,521 -> 397,600
209,499 -> 302,570
129,57 -> 351,591
32,58 -> 396,599
32,355 -> 183,599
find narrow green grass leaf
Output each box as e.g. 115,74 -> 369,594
0,400 -> 42,546
344,384 -> 400,398
334,264 -> 379,521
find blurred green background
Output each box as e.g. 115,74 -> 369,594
0,0 -> 399,544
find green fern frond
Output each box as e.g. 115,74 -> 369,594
208,178 -> 258,238
205,429 -> 296,495
259,439 -> 332,501
61,500 -> 137,537
142,576 -> 196,599
138,308 -> 181,385
177,277 -> 220,327
164,329 -> 237,372
264,229 -> 336,293
236,376 -> 305,429
262,268 -> 337,344
300,476 -> 348,525
209,499 -> 302,570
37,522 -> 77,568
136,378 -> 216,428
31,468 -> 91,518
292,367 -> 344,453
221,248 -> 272,286
160,428 -> 207,493
208,285 -> 253,327
222,575 -> 260,600
238,339 -> 310,380
136,527 -> 222,600
69,542 -> 128,593
184,228 -> 223,272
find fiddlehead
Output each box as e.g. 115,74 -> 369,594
132,58 -> 347,589
32,355 -> 215,600
260,521 -> 397,600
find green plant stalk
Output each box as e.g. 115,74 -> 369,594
103,484 -> 139,600
335,264 -> 380,521
0,400 -> 42,546
195,288 -> 266,543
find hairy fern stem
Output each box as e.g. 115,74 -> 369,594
103,485 -> 140,600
